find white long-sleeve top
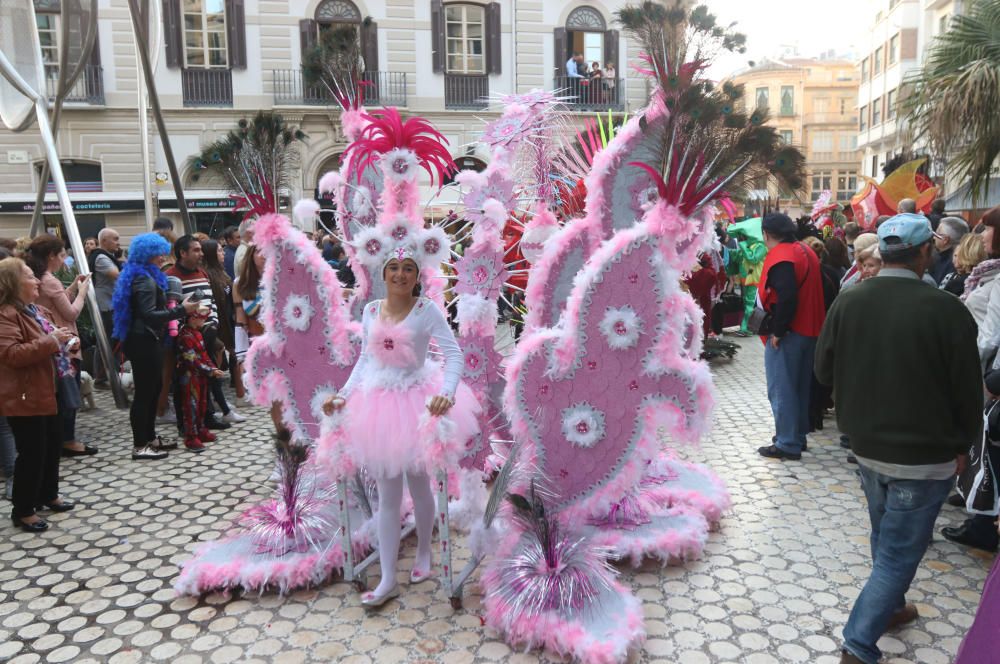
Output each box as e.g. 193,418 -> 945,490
340,297 -> 464,399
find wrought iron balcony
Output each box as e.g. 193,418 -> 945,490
444,74 -> 488,110
553,76 -> 624,112
182,68 -> 233,108
272,70 -> 407,108
44,64 -> 105,105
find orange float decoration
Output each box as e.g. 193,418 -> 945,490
850,158 -> 938,230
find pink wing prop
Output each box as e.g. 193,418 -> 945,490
506,223 -> 715,520
245,213 -> 359,441
176,213 -> 369,597
522,101 -> 669,332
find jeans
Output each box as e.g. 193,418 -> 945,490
8,415 -> 62,518
843,465 -> 953,663
0,416 -> 15,499
764,331 -> 816,454
59,360 -> 81,443
200,325 -> 228,419
123,334 -> 163,448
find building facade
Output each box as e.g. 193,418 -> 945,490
728,58 -> 861,218
855,0 -> 965,182
0,0 -> 652,243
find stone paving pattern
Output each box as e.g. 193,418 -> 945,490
0,337 -> 994,663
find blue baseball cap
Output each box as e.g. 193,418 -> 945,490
877,213 -> 934,253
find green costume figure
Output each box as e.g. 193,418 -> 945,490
727,220 -> 767,336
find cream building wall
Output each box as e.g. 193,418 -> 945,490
0,0 -> 651,243
729,58 -> 861,218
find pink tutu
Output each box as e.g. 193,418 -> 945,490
342,365 -> 482,478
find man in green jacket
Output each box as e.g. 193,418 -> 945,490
815,213 -> 981,664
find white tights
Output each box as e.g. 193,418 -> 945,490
372,471 -> 435,596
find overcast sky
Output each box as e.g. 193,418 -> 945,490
702,0 -> 878,79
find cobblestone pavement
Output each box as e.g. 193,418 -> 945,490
0,337 -> 993,664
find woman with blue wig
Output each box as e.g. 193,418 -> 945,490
112,233 -> 197,460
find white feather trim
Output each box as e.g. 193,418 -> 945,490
318,171 -> 342,195
456,293 -> 498,329
351,226 -> 390,270
447,468 -> 490,533
282,293 -> 315,332
293,199 -> 320,226
381,148 -> 420,184
598,305 -> 644,350
414,226 -> 451,268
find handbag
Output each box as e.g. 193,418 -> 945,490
749,243 -> 812,337
956,401 -> 1000,516
747,306 -> 773,336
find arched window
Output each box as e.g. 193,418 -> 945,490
315,0 -> 361,26
299,0 -> 377,73
554,6 -> 619,108
566,6 -> 606,30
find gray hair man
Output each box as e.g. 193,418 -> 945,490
897,198 -> 917,213
929,216 -> 969,285
88,227 -> 122,384
816,213 -> 981,664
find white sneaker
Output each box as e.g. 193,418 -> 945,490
222,410 -> 247,424
236,396 -> 253,408
132,445 -> 168,461
156,411 -> 177,424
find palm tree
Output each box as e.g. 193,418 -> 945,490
188,111 -> 308,217
902,0 -> 1000,205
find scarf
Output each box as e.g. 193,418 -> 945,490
961,258 -> 1000,301
26,305 -> 74,379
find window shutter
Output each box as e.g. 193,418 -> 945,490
603,29 -> 618,76
225,0 -> 246,69
361,18 -> 378,73
163,0 -> 182,68
553,27 -> 566,79
431,0 -> 444,73
486,2 -> 501,75
299,19 -> 317,58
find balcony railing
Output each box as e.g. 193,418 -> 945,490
271,70 -> 407,108
182,68 -> 233,107
445,74 -> 488,110
44,64 -> 104,104
803,112 -> 855,125
553,76 -> 624,111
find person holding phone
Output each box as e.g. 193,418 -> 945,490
112,234 -> 199,461
0,257 -> 78,532
26,234 -> 96,458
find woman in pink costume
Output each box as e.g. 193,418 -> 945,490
324,248 -> 480,608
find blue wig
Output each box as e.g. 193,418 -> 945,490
111,233 -> 171,340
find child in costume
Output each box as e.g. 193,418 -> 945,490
324,248 -> 481,608
730,229 -> 767,336
176,308 -> 226,452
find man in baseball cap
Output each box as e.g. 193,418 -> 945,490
816,211 -> 981,664
876,212 -> 934,256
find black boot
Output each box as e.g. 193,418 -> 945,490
942,519 -> 999,552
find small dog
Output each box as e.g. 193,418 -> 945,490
79,371 -> 96,410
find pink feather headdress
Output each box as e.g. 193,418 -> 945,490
343,107 -> 457,187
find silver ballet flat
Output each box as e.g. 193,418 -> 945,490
360,583 -> 400,609
409,566 -> 433,584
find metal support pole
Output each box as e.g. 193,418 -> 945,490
34,103 -> 129,408
126,0 -> 193,234
134,41 -> 154,229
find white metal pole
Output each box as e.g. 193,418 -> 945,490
34,102 -> 129,408
134,42 -> 154,230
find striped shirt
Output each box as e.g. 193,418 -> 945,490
165,264 -> 219,327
